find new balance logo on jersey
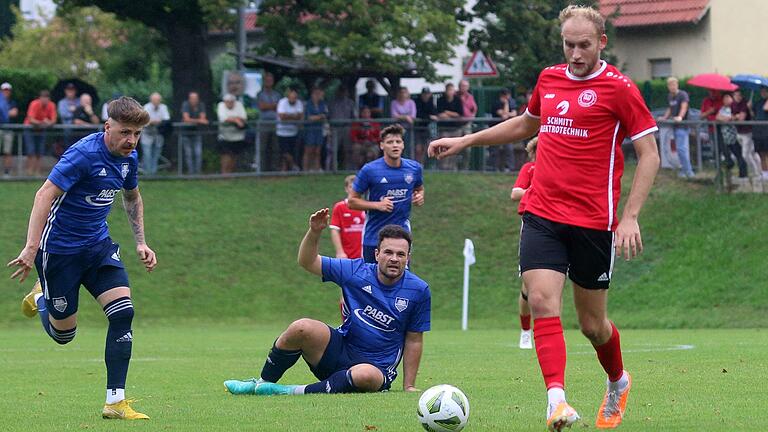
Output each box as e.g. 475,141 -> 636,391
545,93 -> 556,99
362,285 -> 372,294
116,331 -> 133,343
98,168 -> 107,176
598,273 -> 610,282
380,177 -> 388,183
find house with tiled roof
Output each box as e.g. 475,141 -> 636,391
599,0 -> 768,80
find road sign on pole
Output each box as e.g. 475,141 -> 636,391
463,50 -> 498,78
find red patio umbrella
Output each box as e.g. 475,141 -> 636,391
687,73 -> 738,91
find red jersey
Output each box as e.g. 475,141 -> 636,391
330,199 -> 365,258
525,62 -> 657,231
513,162 -> 535,215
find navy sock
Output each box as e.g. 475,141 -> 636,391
260,342 -> 302,383
103,297 -> 134,390
37,296 -> 76,344
304,370 -> 358,394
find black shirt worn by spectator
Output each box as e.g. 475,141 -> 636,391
415,97 -> 437,124
491,99 -> 518,126
436,96 -> 463,129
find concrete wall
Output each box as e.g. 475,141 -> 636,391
709,0 -> 768,75
610,15 -> 713,80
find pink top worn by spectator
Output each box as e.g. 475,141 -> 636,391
460,92 -> 477,118
390,99 -> 416,119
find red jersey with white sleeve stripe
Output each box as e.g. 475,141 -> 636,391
513,162 -> 535,215
330,199 -> 365,259
524,61 -> 657,231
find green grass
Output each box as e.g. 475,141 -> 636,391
1,171 -> 767,328
0,325 -> 765,431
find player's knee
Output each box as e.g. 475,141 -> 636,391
49,325 -> 77,345
527,290 -> 558,316
350,366 -> 384,392
103,297 -> 134,324
579,320 -> 609,343
286,318 -> 316,338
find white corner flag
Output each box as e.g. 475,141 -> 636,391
462,239 -> 476,331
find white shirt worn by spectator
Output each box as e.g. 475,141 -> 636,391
143,102 -> 170,124
216,101 -> 247,142
276,97 -> 303,137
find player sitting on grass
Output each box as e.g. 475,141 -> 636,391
224,208 -> 431,395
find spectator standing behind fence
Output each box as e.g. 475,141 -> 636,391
717,93 -> 748,180
358,79 -> 384,118
58,83 -> 80,149
329,86 -> 357,170
753,87 -> 768,177
101,93 -> 120,122
276,87 -> 303,172
141,93 -> 170,175
436,83 -> 464,170
732,90 -> 762,188
350,106 -> 381,167
414,87 -> 438,164
71,93 -> 100,144
659,77 -> 693,178
489,88 -> 518,171
390,87 -> 416,152
304,87 -> 328,172
216,93 -> 247,174
181,91 -> 208,174
256,72 -> 280,171
457,80 -> 478,170
24,90 -> 57,176
1,82 -> 18,177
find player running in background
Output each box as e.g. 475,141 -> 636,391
224,208 -> 430,396
7,97 -> 157,420
348,124 -> 424,263
330,174 -> 366,319
428,5 -> 659,430
510,137 -> 537,350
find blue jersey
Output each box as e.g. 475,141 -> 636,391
322,257 -> 430,378
42,132 -> 139,254
353,158 -> 423,246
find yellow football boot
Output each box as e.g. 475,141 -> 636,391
21,279 -> 42,318
102,399 -> 150,420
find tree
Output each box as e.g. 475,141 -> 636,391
468,1 -> 616,90
57,0 -> 240,117
257,0 -> 467,95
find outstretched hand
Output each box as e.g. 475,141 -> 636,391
309,208 -> 330,233
7,245 -> 37,283
427,136 -> 468,159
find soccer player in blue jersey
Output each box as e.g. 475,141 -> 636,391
348,124 -> 425,263
224,208 -> 431,395
7,97 -> 156,420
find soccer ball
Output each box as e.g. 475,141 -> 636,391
417,384 -> 470,432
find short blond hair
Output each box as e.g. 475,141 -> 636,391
344,175 -> 356,187
667,76 -> 679,84
108,96 -> 150,126
525,136 -> 538,155
559,5 -> 605,36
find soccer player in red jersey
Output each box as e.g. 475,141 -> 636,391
510,137 -> 537,350
330,175 -> 366,319
429,5 -> 659,430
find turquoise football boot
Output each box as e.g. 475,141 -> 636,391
224,378 -> 260,395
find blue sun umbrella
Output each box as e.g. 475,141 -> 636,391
731,74 -> 768,91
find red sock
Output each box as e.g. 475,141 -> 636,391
594,322 -> 624,382
520,315 -> 531,331
533,317 -> 566,390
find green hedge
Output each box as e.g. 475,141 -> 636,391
636,77 -> 711,112
0,67 -> 58,121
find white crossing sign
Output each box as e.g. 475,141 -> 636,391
463,50 -> 498,78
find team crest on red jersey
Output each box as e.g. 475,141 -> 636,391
578,89 -> 598,108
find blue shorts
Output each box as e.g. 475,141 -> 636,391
309,325 -> 394,391
34,238 -> 130,320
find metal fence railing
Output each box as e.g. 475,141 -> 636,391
1,119 -> 766,193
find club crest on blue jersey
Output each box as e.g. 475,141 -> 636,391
121,163 -> 130,179
394,297 -> 409,312
404,173 -> 414,184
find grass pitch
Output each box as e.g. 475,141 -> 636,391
1,324 -> 764,431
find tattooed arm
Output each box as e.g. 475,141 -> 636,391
122,187 -> 157,272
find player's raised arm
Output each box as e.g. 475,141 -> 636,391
298,208 -> 329,276
615,133 -> 659,261
122,187 -> 157,272
428,114 -> 540,160
7,180 -> 63,282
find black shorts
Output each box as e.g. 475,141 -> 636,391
278,135 -> 297,155
519,212 -> 614,289
309,325 -> 393,391
217,139 -> 246,156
